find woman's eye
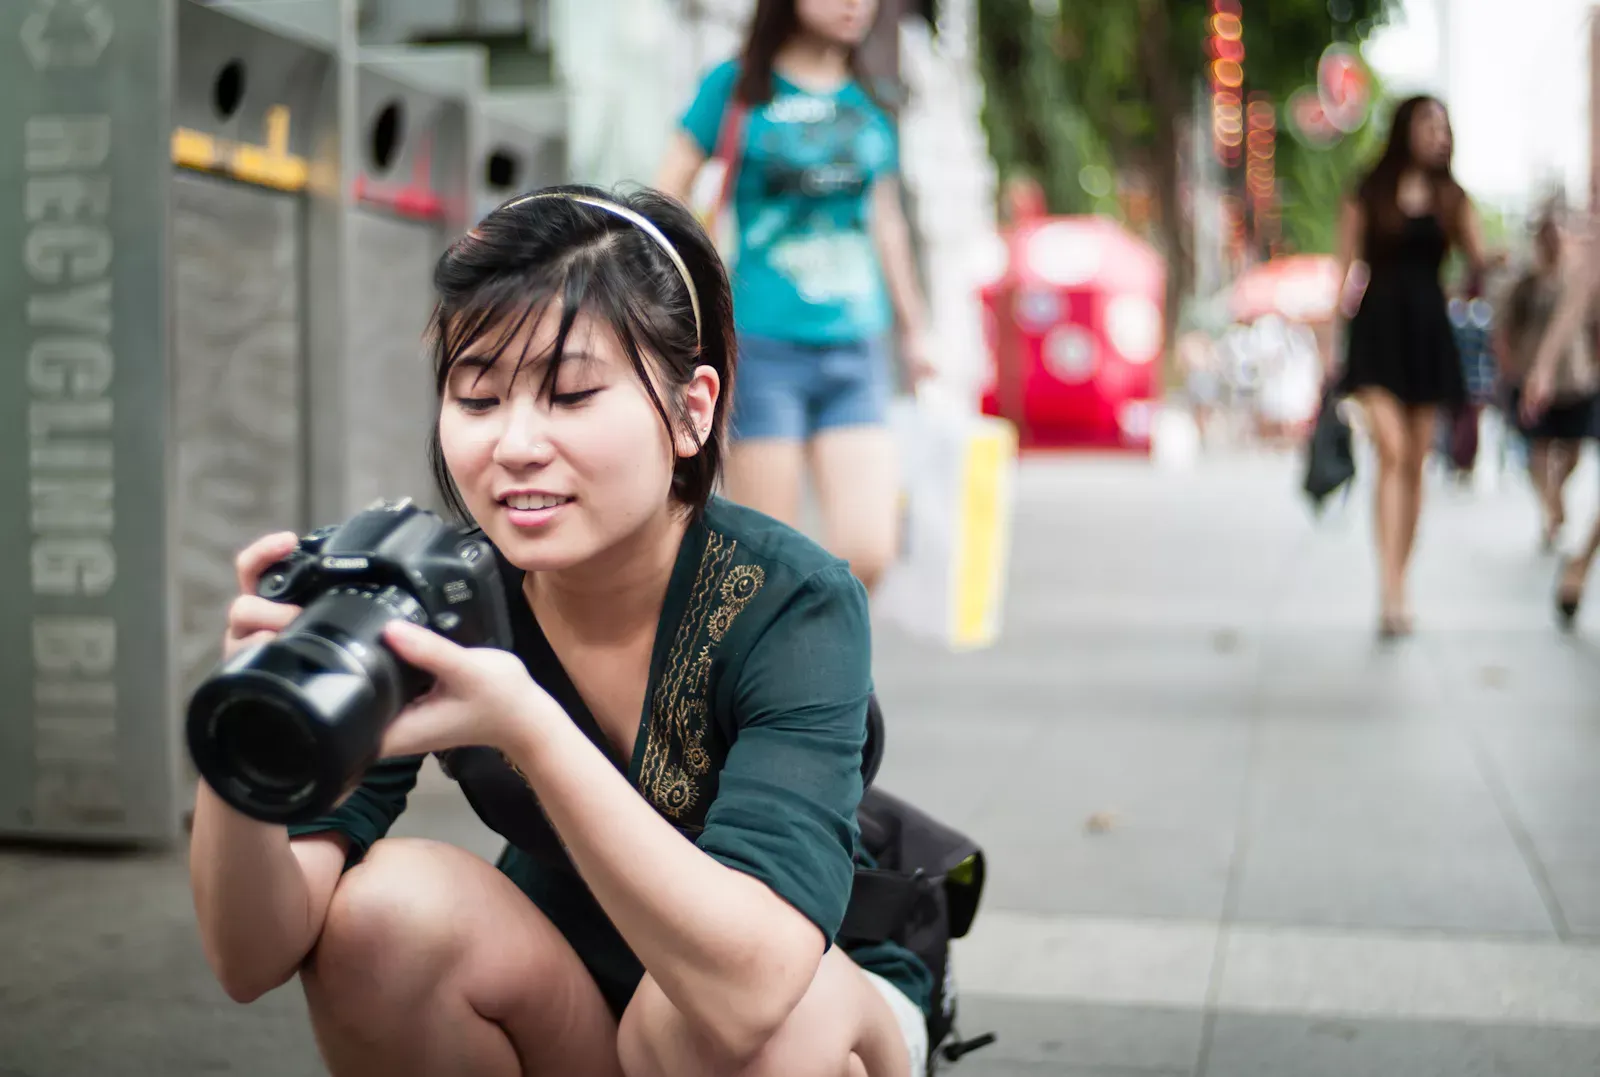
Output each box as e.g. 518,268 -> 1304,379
456,396 -> 499,414
551,389 -> 600,407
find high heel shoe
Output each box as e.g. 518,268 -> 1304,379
1378,611 -> 1412,641
1556,561 -> 1584,631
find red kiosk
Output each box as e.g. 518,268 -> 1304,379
980,215 -> 1165,452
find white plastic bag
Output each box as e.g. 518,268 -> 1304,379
875,390 -> 1019,651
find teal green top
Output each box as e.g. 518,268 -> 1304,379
287,497 -> 931,1020
680,60 -> 898,345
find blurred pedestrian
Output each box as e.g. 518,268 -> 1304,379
656,0 -> 935,595
1444,292 -> 1496,483
1519,209 -> 1600,625
1504,208 -> 1596,550
1177,329 -> 1221,446
1331,95 -> 1498,638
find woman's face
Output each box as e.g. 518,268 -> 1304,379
437,306 -> 718,572
1408,100 -> 1452,169
795,0 -> 877,47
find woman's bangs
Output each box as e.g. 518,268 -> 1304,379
437,272 -> 589,396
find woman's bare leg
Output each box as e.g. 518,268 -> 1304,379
809,426 -> 900,595
301,838 -> 625,1077
1549,439 -> 1580,542
1396,405 -> 1438,616
1557,505 -> 1600,624
618,946 -> 912,1077
1528,440 -> 1560,546
722,439 -> 808,528
1358,390 -> 1410,629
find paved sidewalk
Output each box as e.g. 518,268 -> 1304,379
880,450 -> 1600,1076
4,451 -> 1600,1076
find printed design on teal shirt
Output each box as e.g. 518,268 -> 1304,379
743,91 -> 892,314
638,531 -> 765,821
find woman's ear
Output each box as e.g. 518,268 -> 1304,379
675,364 -> 721,458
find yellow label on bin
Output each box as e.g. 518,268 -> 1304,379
171,106 -> 307,192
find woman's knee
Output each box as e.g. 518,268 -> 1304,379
617,953 -> 879,1077
302,839 -> 465,1007
839,544 -> 894,594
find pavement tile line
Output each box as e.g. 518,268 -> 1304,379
955,911 -> 1600,1029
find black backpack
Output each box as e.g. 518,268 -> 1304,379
843,698 -> 995,1072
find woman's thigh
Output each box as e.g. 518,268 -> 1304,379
302,837 -> 623,1077
808,425 -> 899,585
723,335 -> 811,524
618,945 -> 917,1077
1356,389 -> 1407,466
722,438 -> 807,526
1402,405 -> 1438,471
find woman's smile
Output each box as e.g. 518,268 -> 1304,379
498,488 -> 576,529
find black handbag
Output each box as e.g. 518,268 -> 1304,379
1303,389 -> 1355,511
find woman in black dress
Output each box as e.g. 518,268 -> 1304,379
1334,95 -> 1495,637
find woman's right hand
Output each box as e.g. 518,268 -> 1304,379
1522,367 -> 1554,426
222,531 -> 304,660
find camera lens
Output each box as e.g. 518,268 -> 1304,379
211,697 -> 318,793
186,589 -> 419,824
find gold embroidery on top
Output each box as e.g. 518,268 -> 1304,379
638,534 -> 766,818
709,565 -> 763,640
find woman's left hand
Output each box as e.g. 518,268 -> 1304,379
375,620 -> 555,759
900,325 -> 939,388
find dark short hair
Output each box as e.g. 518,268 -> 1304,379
424,184 -> 736,520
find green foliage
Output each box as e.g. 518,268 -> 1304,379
977,0 -> 1394,242
974,0 -> 1119,215
1276,98 -> 1388,253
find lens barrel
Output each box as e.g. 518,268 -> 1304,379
186,587 -> 423,824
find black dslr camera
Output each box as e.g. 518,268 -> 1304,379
186,499 -> 513,825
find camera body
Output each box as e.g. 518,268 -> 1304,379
186,499 -> 514,824
258,499 -> 510,657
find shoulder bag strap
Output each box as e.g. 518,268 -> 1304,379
705,99 -> 750,236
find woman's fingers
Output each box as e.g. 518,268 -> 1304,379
222,628 -> 281,661
382,621 -> 466,678
234,531 -> 301,595
222,596 -> 303,660
227,594 -> 302,636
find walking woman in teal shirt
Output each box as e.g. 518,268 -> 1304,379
188,187 -> 930,1076
656,0 -> 935,594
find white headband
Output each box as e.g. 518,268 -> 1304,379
505,193 -> 702,345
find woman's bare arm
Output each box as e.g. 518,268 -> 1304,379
498,714 -> 824,1068
1331,198 -> 1364,368
189,786 -> 348,1002
870,176 -> 930,340
1524,229 -> 1600,416
187,534 -> 353,1004
655,130 -> 708,205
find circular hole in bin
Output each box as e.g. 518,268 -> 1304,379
370,100 -> 406,174
213,59 -> 247,120
485,148 -> 523,191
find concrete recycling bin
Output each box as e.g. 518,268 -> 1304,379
340,46 -> 479,518
473,89 -> 568,223
0,0 -> 349,846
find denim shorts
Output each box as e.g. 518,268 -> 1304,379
730,333 -> 891,442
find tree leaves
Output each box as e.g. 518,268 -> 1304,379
978,0 -> 1394,254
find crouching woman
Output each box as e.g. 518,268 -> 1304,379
187,186 -> 931,1077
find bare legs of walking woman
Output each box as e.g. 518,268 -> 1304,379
1528,438 -> 1581,549
1361,389 -> 1435,635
